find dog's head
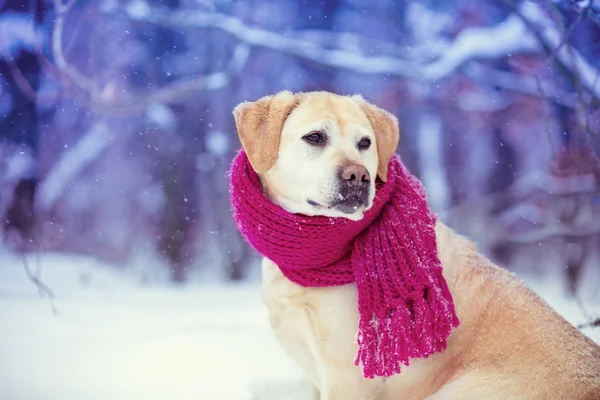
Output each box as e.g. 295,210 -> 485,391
233,91 -> 399,221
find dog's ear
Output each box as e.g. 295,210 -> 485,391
233,91 -> 300,174
353,96 -> 399,182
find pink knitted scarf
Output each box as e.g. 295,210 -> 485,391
229,150 -> 459,378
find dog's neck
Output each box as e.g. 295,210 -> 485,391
257,174 -> 276,203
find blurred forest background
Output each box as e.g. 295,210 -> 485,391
1,0 -> 599,299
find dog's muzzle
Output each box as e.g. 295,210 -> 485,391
334,163 -> 370,213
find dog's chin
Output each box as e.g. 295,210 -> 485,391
270,196 -> 370,220
334,208 -> 367,221
304,198 -> 371,221
333,197 -> 368,214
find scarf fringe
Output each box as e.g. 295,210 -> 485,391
355,281 -> 457,378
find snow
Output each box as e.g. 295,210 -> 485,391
0,251 -> 597,400
417,113 -> 449,211
124,0 -> 151,20
1,147 -> 36,183
0,252 -> 305,400
422,14 -> 538,81
0,12 -> 41,59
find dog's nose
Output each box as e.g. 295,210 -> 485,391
340,164 -> 370,188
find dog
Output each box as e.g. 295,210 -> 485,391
232,90 -> 600,399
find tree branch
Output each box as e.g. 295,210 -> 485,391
130,7 -> 418,77
577,318 -> 600,329
5,230 -> 57,316
51,0 -> 99,97
465,63 -> 579,109
506,225 -> 600,244
9,1 -> 599,115
421,14 -> 539,81
42,1 -> 252,114
515,1 -> 600,101
93,43 -> 252,114
132,4 -> 600,103
35,122 -> 112,212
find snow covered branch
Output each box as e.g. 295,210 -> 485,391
5,0 -> 597,114
420,0 -> 599,98
97,43 -> 251,114
0,11 -> 58,104
516,1 -> 600,100
36,122 -> 112,212
442,170 -> 597,215
134,2 -> 599,104
27,0 -> 250,114
507,225 -> 600,244
51,0 -> 99,98
129,7 -> 418,77
464,63 -> 579,109
421,14 -> 539,81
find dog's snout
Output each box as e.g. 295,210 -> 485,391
340,164 -> 370,188
334,164 -> 370,214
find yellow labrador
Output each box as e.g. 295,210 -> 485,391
233,91 -> 600,400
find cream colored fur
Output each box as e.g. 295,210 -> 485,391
234,91 -> 600,400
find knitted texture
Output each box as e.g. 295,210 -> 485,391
229,150 -> 459,378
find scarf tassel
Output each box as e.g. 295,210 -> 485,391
355,282 -> 457,378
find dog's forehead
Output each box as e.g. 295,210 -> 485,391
286,93 -> 372,135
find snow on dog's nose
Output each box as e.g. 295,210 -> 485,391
334,163 -> 370,214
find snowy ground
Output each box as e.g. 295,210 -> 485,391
0,252 -> 598,400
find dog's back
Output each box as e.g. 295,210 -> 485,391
422,222 -> 600,399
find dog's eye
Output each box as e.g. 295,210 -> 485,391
303,131 -> 325,145
358,137 -> 371,150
